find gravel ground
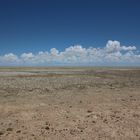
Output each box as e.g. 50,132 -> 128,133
0,67 -> 140,140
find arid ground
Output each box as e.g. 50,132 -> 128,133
0,67 -> 140,140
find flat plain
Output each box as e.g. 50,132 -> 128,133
0,67 -> 140,140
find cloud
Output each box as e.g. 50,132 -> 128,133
121,46 -> 136,51
105,40 -> 137,53
21,53 -> 34,59
4,53 -> 18,62
0,53 -> 19,65
0,40 -> 140,66
50,48 -> 59,56
105,40 -> 121,53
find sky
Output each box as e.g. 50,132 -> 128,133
0,0 -> 140,66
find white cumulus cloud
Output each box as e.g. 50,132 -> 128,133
105,40 -> 121,53
0,40 -> 140,66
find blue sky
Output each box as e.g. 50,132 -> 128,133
0,0 -> 140,66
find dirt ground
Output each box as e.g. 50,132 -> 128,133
0,67 -> 140,140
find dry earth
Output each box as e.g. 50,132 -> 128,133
0,67 -> 140,140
